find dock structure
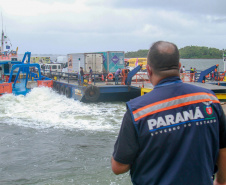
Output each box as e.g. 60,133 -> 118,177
47,64 -> 226,103
47,65 -> 142,102
51,75 -> 226,103
140,81 -> 226,102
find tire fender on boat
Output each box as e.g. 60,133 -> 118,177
56,84 -> 60,93
53,82 -> 57,90
84,85 -> 100,102
60,86 -> 65,95
65,87 -> 71,98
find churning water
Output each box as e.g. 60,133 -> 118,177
0,87 -> 132,185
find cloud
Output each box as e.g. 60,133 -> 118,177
0,0 -> 225,54
110,0 -> 226,16
1,0 -> 89,16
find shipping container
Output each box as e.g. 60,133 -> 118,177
84,54 -> 103,73
128,58 -> 147,70
67,51 -> 124,74
67,53 -> 104,73
96,51 -> 125,73
67,53 -> 85,73
30,57 -> 51,64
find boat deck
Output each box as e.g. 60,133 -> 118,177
55,77 -> 226,91
51,76 -> 226,102
140,81 -> 226,91
185,82 -> 226,91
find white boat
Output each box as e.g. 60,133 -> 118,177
0,29 -> 18,61
0,28 -> 19,81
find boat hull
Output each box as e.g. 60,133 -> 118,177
53,81 -> 141,102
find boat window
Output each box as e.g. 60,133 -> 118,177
11,58 -> 17,61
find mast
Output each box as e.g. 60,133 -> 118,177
1,13 -> 4,53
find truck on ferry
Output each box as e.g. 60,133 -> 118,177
65,51 -> 125,80
67,51 -> 124,73
127,58 -> 147,70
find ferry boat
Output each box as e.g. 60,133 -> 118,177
51,65 -> 143,102
0,30 -> 53,96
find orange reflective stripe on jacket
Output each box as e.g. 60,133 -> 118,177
133,92 -> 220,122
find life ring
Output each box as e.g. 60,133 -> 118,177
107,73 -> 113,80
56,84 -> 60,93
84,85 -> 100,102
60,86 -> 65,95
65,87 -> 71,98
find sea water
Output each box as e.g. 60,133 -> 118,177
180,58 -> 224,72
0,87 -> 131,185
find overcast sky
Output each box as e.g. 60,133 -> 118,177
0,0 -> 225,54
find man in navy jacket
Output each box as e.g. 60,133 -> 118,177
111,41 -> 226,185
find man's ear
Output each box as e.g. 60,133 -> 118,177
146,64 -> 152,78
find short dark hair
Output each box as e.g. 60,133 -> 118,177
147,41 -> 179,75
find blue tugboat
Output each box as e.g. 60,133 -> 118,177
0,27 -> 53,96
0,51 -> 53,96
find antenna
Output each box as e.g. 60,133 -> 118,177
1,13 -> 3,31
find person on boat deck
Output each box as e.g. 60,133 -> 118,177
79,67 -> 84,85
89,67 -> 93,79
111,41 -> 226,185
182,65 -> 185,73
214,68 -> 219,80
194,67 -> 197,80
115,68 -> 121,85
181,65 -> 185,80
190,67 -> 194,82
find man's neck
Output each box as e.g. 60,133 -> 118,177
152,75 -> 180,87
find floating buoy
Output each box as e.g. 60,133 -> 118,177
60,86 -> 65,95
56,84 -> 60,93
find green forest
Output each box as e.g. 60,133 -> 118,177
125,46 -> 223,59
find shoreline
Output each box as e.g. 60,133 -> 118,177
181,58 -> 222,59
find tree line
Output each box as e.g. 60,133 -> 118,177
125,46 -> 223,59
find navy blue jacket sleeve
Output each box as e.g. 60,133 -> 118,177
113,110 -> 139,164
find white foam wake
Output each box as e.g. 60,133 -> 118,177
0,87 -> 126,131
